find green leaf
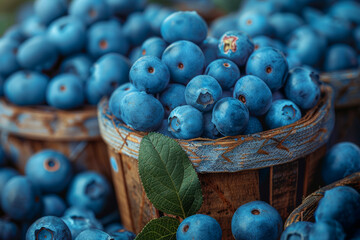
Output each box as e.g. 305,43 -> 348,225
138,132 -> 203,219
134,217 -> 179,240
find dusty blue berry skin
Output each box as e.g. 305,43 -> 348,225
21,16 -> 46,38
233,75 -> 272,116
4,71 -> 48,106
129,47 -> 142,64
120,91 -> 164,131
34,0 -> 68,25
287,26 -> 327,67
200,37 -> 219,67
241,0 -> 278,16
69,0 -> 110,26
130,56 -> 170,94
177,214 -> 222,240
0,38 -> 20,77
25,150 -> 73,193
106,0 -> 145,16
0,219 -> 20,240
243,117 -> 263,135
0,168 -> 19,204
161,11 -> 208,44
203,112 -> 223,139
62,214 -> 103,239
159,83 -> 186,117
109,83 -> 137,120
87,53 -> 131,105
210,14 -> 238,39
285,67 -> 321,110
17,35 -> 58,71
162,40 -> 205,85
48,16 -> 86,56
252,36 -> 275,51
123,13 -> 152,47
87,20 -> 129,59
75,229 -> 113,240
185,75 -> 222,112
286,53 -> 302,69
322,142 -> 360,185
47,74 -> 85,110
269,13 -> 304,42
231,201 -> 283,240
205,59 -> 240,90
110,231 -> 136,240
42,195 -> 67,217
265,100 -> 301,129
324,44 -> 358,72
329,1 -> 360,25
246,47 -> 288,91
60,54 -> 93,82
168,105 -> 203,139
212,98 -> 249,136
315,186 -> 360,231
238,11 -> 274,37
67,171 -> 111,215
4,25 -> 26,42
145,6 -> 174,35
63,206 -> 103,229
308,220 -> 345,240
1,176 -> 42,221
140,37 -> 167,59
280,221 -> 314,240
26,216 -> 71,240
218,31 -> 254,67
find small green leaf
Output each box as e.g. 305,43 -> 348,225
134,217 -> 179,240
138,132 -> 203,219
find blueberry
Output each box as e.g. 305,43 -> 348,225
47,74 -> 85,110
308,220 -> 345,240
0,219 -> 20,240
252,36 -> 275,51
87,53 -> 131,105
199,37 -> 219,67
34,0 -> 68,25
177,214 -> 221,240
110,231 -> 136,240
63,206 -> 102,229
123,12 -> 152,47
212,97 -> 249,136
162,40 -> 205,85
47,16 -> 86,56
238,11 -> 274,37
265,100 -> 302,129
328,1 -> 360,25
26,216 -> 71,240
285,67 -> 321,110
128,47 -> 142,64
145,6 -> 174,36
0,38 -> 20,77
62,214 -> 103,239
17,35 -> 58,71
205,59 -> 240,90
231,201 -> 283,240
210,13 -> 238,39
315,186 -> 360,231
311,15 -> 351,44
140,37 -> 167,59
240,0 -> 278,16
105,223 -> 124,233
1,176 -> 42,221
322,142 -> 360,185
67,171 -> 111,215
233,75 -> 272,116
121,91 -> 164,131
286,53 -> 302,69
0,168 -> 19,208
87,20 -> 129,59
185,75 -> 222,112
21,16 -> 47,38
3,25 -> 26,42
130,56 -> 170,94
161,11 -> 207,44
75,229 -> 113,240
25,150 -> 73,193
109,83 -> 137,120
42,195 -> 67,217
269,13 -> 304,42
246,47 -> 288,91
203,112 -> 223,139
168,105 -> 203,139
106,0 -> 145,16
69,0 -> 110,26
243,117 -> 263,135
60,54 -> 93,82
324,44 -> 358,72
159,83 -> 186,117
218,31 -> 254,67
303,7 -> 323,24
4,71 -> 48,106
354,27 -> 360,52
280,221 -> 314,240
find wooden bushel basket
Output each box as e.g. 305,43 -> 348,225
284,172 -> 360,228
321,69 -> 360,146
99,85 -> 334,239
0,99 -> 111,178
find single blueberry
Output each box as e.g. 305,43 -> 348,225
63,206 -> 102,229
280,221 -> 314,240
308,220 -> 345,240
60,54 -> 93,82
0,168 -> 19,207
200,37 -> 219,67
69,0 -> 110,26
328,1 -> 360,25
205,59 -> 240,90
0,219 -> 20,240
109,83 -> 137,120
265,100 -> 302,129
159,83 -> 186,117
123,12 -> 152,47
210,13 -> 238,39
140,37 -> 167,59
21,16 -> 47,38
0,38 -> 20,77
177,214 -> 222,240
145,6 -> 174,35
42,194 -> 67,217
252,36 -> 276,51
324,44 -> 358,72
34,0 -> 68,25
26,216 -> 72,240
238,11 -> 274,37
243,117 -> 263,135
269,13 -> 304,42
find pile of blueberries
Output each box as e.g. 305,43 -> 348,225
109,10 -> 322,139
212,0 -> 360,72
0,147 -> 135,240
